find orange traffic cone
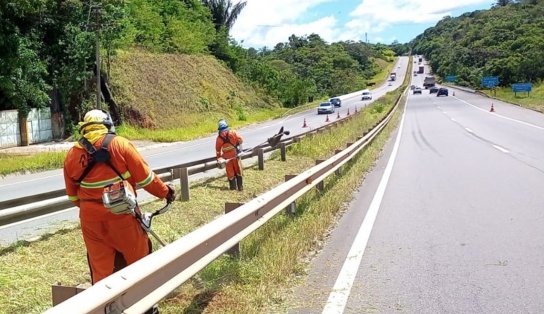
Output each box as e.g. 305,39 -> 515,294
336,111 -> 341,119
302,118 -> 308,127
490,103 -> 495,112
347,108 -> 350,116
325,114 -> 330,122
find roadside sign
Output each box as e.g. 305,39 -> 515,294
445,75 -> 457,82
512,83 -> 532,96
481,76 -> 499,88
512,83 -> 532,92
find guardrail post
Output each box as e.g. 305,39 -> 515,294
224,202 -> 244,257
284,175 -> 297,215
257,148 -> 265,170
177,167 -> 190,201
334,150 -> 342,175
280,143 -> 287,161
315,160 -> 325,192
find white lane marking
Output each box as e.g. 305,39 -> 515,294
492,145 -> 509,153
465,128 -> 474,133
455,97 -> 544,130
451,118 -> 457,122
322,97 -> 407,314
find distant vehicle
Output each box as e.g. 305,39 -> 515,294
410,85 -> 416,90
329,97 -> 342,107
390,72 -> 397,81
388,82 -> 392,86
413,87 -> 422,95
418,65 -> 424,74
361,89 -> 372,100
418,57 -> 423,63
317,102 -> 335,114
437,87 -> 449,97
423,76 -> 436,89
429,86 -> 439,94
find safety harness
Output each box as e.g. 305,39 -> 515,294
77,133 -> 122,183
77,133 -> 137,214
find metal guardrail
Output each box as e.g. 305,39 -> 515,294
44,86 -> 405,313
0,112 -> 352,225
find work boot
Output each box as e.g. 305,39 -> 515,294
236,175 -> 243,191
228,178 -> 237,190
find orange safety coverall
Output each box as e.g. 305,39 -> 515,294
64,134 -> 169,284
216,130 -> 244,180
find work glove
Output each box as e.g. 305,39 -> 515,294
217,157 -> 226,169
166,183 -> 176,203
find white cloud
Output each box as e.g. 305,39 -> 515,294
231,0 -> 494,48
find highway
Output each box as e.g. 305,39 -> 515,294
0,57 -> 410,246
290,59 -> 544,313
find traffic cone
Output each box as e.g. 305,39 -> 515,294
336,111 -> 341,119
490,103 -> 495,112
355,107 -> 358,113
302,118 -> 308,127
347,108 -> 350,116
452,91 -> 455,96
325,114 -> 330,122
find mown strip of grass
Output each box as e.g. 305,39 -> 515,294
481,83 -> 544,113
0,82 -> 406,313
0,152 -> 67,177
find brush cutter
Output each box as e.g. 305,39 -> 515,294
133,200 -> 172,247
217,126 -> 290,168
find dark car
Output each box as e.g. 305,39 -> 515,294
329,97 -> 342,107
317,102 -> 335,114
437,87 -> 449,97
413,87 -> 422,95
429,86 -> 439,94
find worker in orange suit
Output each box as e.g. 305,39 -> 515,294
215,119 -> 244,191
63,109 -> 175,295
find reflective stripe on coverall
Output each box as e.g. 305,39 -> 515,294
215,130 -> 244,180
64,133 -> 169,284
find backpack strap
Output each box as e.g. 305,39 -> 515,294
77,133 -> 124,183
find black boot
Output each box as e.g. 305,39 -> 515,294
228,178 -> 237,190
236,175 -> 243,191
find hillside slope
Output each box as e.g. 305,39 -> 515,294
109,50 -> 279,129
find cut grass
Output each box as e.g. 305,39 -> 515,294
0,84 -> 405,313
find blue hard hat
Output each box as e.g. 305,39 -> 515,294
218,119 -> 229,132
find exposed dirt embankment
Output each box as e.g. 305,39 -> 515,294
109,51 -> 278,129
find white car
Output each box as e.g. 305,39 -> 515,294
317,102 -> 335,114
361,90 -> 372,100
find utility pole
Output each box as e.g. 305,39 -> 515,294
92,4 -> 102,109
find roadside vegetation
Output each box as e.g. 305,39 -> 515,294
0,59 -> 411,313
412,1 -> 544,88
481,83 -> 544,113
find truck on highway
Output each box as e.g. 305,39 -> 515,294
418,65 -> 424,74
390,72 -> 397,81
423,76 -> 436,89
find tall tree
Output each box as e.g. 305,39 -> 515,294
201,0 -> 247,32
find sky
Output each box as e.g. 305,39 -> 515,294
231,0 -> 496,49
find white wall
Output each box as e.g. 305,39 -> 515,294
0,108 -> 53,148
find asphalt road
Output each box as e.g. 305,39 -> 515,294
0,57 -> 409,246
290,61 -> 544,313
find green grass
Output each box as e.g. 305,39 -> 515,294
369,57 -> 396,86
481,82 -> 544,113
0,152 -> 67,176
0,78 -> 407,313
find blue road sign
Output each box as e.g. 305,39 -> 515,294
512,83 -> 532,93
445,75 -> 457,82
481,76 -> 499,88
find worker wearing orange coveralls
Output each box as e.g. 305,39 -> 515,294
63,109 -> 175,287
215,119 -> 244,191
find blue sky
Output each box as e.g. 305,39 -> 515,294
231,0 -> 496,49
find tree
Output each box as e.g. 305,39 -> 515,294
201,0 -> 247,32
